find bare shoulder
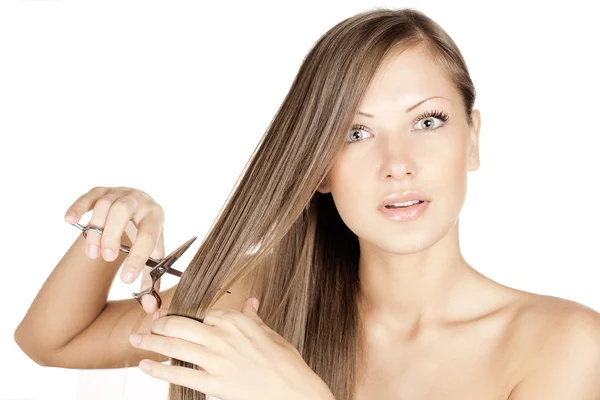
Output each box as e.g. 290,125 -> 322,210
505,292 -> 600,397
512,292 -> 600,343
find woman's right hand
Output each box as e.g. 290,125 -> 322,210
62,186 -> 166,315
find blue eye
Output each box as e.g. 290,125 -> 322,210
345,109 -> 450,144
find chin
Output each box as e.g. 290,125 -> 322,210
378,234 -> 438,254
357,216 -> 459,255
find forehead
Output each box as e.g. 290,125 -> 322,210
360,47 -> 459,110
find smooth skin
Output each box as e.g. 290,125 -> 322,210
45,45 -> 600,398
63,189 -> 335,398
64,186 -> 167,314
317,46 -> 600,399
129,299 -> 335,400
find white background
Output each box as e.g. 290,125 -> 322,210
1,1 -> 599,399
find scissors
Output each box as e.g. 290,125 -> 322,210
71,222 -> 196,309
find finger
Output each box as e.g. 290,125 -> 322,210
120,206 -> 164,284
99,194 -> 138,262
136,359 -> 213,394
241,298 -> 271,331
131,333 -> 213,371
235,299 -> 280,341
140,228 -> 164,301
196,308 -> 265,343
151,316 -> 213,347
64,186 -> 109,225
141,264 -> 159,314
247,297 -> 259,312
65,186 -> 111,259
150,227 -> 165,260
141,228 -> 165,313
153,307 -> 169,320
86,192 -> 123,261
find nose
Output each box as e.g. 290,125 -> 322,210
378,136 -> 419,180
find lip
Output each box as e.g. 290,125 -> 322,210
378,191 -> 431,209
378,199 -> 430,222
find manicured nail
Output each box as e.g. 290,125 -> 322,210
103,248 -> 115,261
142,295 -> 153,312
86,244 -> 98,259
129,333 -> 142,345
139,360 -> 151,371
121,268 -> 136,283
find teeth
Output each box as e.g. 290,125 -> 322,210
386,200 -> 422,207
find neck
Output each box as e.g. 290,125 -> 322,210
356,219 -> 480,326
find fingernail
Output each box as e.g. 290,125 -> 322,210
139,360 -> 151,371
129,333 -> 142,345
142,295 -> 153,311
103,248 -> 115,261
121,268 -> 136,283
86,244 -> 98,259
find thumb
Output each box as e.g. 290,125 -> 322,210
244,297 -> 260,313
243,297 -> 275,334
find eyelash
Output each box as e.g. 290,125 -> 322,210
346,109 -> 450,144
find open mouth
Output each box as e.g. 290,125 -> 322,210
384,200 -> 425,209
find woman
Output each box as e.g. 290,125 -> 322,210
16,6 -> 600,400
162,6 -> 600,399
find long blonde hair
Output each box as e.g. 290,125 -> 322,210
167,6 -> 476,399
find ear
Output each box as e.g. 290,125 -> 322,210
317,174 -> 331,194
467,109 -> 481,172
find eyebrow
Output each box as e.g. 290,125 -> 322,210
357,96 -> 447,118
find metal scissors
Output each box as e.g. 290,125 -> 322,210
71,222 -> 196,309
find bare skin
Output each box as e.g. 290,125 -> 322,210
354,269 -> 522,399
24,46 -> 598,397
354,272 -> 599,399
316,46 -> 600,398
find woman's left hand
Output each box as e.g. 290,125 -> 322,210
129,297 -> 335,400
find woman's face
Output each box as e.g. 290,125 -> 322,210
318,47 -> 481,254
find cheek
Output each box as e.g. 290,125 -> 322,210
431,147 -> 469,227
440,143 -> 469,193
327,165 -> 372,233
331,194 -> 372,245
326,147 -> 469,251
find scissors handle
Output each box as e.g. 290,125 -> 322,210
131,262 -> 175,308
70,221 -> 221,310
133,287 -> 164,308
71,222 -> 163,267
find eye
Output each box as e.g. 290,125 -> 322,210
345,109 -> 450,145
413,109 -> 449,131
345,124 -> 372,144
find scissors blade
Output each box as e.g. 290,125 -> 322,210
148,236 -> 197,280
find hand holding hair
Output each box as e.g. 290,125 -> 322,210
129,297 -> 336,400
